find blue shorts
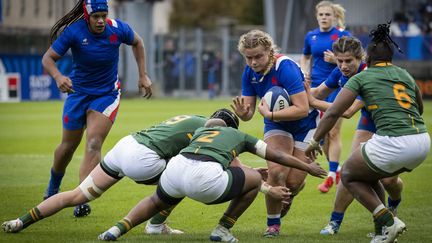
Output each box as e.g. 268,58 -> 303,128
263,110 -> 320,150
357,111 -> 376,133
62,90 -> 121,130
325,87 -> 341,103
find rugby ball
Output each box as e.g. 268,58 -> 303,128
263,86 -> 290,113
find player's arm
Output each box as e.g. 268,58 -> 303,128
300,54 -> 312,82
42,48 -> 73,93
305,81 -> 334,112
415,84 -> 423,115
342,99 -> 364,118
230,157 -> 291,200
260,90 -> 309,122
311,87 -> 357,144
131,31 -> 152,98
252,139 -> 326,178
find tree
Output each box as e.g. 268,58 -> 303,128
169,0 -> 263,29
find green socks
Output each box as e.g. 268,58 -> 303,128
19,207 -> 43,229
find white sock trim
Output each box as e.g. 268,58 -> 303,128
373,204 -> 386,216
267,214 -> 281,219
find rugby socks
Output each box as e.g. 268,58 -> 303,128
388,197 -> 401,210
149,206 -> 174,225
330,211 -> 344,225
267,214 -> 281,226
114,218 -> 133,236
45,168 -> 64,198
373,205 -> 394,235
328,161 -> 339,179
19,207 -> 43,229
219,214 -> 237,229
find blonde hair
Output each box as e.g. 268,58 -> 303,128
332,36 -> 364,60
237,30 -> 279,79
315,1 -> 346,29
333,4 -> 346,29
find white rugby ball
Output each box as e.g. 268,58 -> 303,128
263,86 -> 291,117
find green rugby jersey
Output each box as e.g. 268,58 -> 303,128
180,126 -> 259,169
345,64 -> 426,136
132,115 -> 207,159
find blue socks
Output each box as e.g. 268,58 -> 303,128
45,168 -> 64,198
267,215 -> 281,226
388,197 -> 401,209
330,211 -> 344,224
329,161 -> 339,173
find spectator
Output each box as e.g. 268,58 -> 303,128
390,12 -> 421,37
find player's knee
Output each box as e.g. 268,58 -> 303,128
78,176 -> 105,201
57,142 -> 79,156
340,169 -> 352,188
86,137 -> 103,152
150,193 -> 170,212
286,179 -> 305,194
267,169 -> 287,185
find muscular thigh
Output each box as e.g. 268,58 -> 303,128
265,134 -> 294,180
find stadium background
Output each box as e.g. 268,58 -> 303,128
0,0 -> 431,101
0,1 -> 431,242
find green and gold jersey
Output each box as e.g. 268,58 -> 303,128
132,115 -> 207,159
345,64 -> 426,136
180,126 -> 259,169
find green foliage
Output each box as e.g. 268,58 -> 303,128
0,98 -> 431,242
170,0 -> 263,29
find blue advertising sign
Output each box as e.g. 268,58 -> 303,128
0,54 -> 73,100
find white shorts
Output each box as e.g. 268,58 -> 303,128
102,135 -> 167,183
264,129 -> 315,151
361,133 -> 430,175
159,154 -> 229,204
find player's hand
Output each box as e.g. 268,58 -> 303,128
303,72 -> 311,83
54,74 -> 74,93
268,185 -> 291,202
303,80 -> 316,106
307,162 -> 327,178
258,99 -> 271,119
139,75 -> 152,99
230,96 -> 250,118
255,167 -> 268,181
324,50 -> 336,64
305,138 -> 322,161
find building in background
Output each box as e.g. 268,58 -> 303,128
1,0 -> 431,101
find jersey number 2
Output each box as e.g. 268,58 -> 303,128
197,131 -> 220,143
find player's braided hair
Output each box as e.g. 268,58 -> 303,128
237,30 -> 280,82
332,36 -> 364,60
366,22 -> 403,63
50,0 -> 85,44
210,109 -> 240,129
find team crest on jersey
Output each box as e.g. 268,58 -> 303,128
109,34 -> 118,44
82,38 -> 89,45
331,33 -> 339,41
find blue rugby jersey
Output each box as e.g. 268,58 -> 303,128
241,55 -> 318,134
303,27 -> 350,88
325,62 -> 367,89
52,18 -> 134,95
324,62 -> 371,120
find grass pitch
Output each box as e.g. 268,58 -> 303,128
0,98 -> 431,243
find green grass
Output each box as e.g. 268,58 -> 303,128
0,98 -> 431,243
